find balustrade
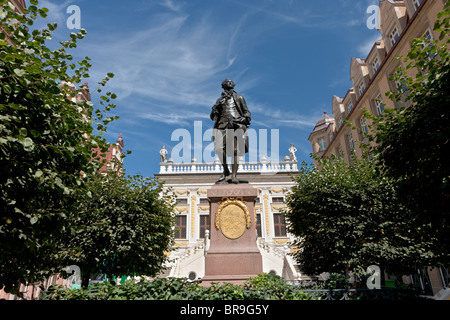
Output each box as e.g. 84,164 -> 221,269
159,160 -> 298,174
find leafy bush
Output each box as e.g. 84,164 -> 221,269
42,273 -> 320,300
323,273 -> 350,290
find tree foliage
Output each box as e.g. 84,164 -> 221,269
285,155 -> 434,276
65,172 -> 176,287
0,0 -> 117,292
367,2 -> 450,265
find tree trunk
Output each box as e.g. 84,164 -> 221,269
379,265 -> 386,287
81,273 -> 90,289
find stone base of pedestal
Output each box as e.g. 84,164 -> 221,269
202,252 -> 263,286
202,184 -> 263,285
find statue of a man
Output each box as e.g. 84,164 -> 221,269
210,78 -> 251,184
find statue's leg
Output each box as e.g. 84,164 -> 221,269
221,152 -> 230,177
231,162 -> 239,183
214,129 -> 230,184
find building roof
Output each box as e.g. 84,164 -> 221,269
310,112 -> 334,135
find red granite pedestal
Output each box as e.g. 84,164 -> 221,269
202,184 -> 263,286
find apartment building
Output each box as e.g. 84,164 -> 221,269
5,0 -> 25,13
308,0 -> 449,297
309,0 -> 446,164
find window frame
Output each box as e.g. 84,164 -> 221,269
346,101 -> 353,114
413,0 -> 423,10
176,198 -> 188,205
348,133 -> 355,150
375,95 -> 384,116
389,26 -> 400,47
175,215 -> 187,239
318,138 -> 327,152
372,57 -> 380,74
358,81 -> 366,96
360,116 -> 369,134
273,213 -> 287,237
256,213 -> 262,237
199,214 -> 210,239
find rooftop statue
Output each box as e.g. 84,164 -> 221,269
160,145 -> 168,163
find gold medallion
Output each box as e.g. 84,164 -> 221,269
215,198 -> 251,240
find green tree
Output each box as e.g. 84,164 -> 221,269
65,171 -> 176,288
368,2 -> 450,266
0,0 -> 117,293
285,155 -> 434,279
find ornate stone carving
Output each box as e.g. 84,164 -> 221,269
215,197 -> 251,240
271,204 -> 287,211
263,194 -> 270,236
191,195 -> 196,238
198,205 -> 210,212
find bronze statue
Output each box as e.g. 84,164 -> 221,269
211,78 -> 251,184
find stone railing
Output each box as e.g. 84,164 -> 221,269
159,159 -> 298,175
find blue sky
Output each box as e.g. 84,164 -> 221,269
30,0 -> 381,178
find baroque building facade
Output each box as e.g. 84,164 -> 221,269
308,0 -> 449,297
155,149 -> 318,283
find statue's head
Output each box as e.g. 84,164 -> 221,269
222,78 -> 235,90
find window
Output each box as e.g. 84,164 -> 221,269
199,198 -> 209,205
176,198 -> 188,205
394,70 -> 407,93
413,0 -> 423,10
424,29 -> 433,41
360,116 -> 369,134
375,95 -> 384,115
199,215 -> 210,239
175,215 -> 187,239
338,117 -> 343,129
372,57 -> 380,74
358,82 -> 366,96
422,29 -> 436,59
346,101 -> 353,114
273,213 -> 287,237
318,138 -> 327,152
389,26 -> 400,47
272,197 -> 284,203
256,214 -> 262,237
348,133 -> 355,150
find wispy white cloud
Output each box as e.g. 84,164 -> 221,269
53,0 -> 320,132
139,110 -> 210,126
357,33 -> 381,57
38,0 -> 73,24
84,12 -> 238,113
160,0 -> 183,12
249,102 -> 318,131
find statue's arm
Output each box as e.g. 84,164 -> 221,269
240,96 -> 251,125
211,99 -> 222,121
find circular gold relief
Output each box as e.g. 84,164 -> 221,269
220,204 -> 247,240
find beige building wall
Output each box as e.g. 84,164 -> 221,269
310,0 -> 447,166
308,0 -> 449,297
